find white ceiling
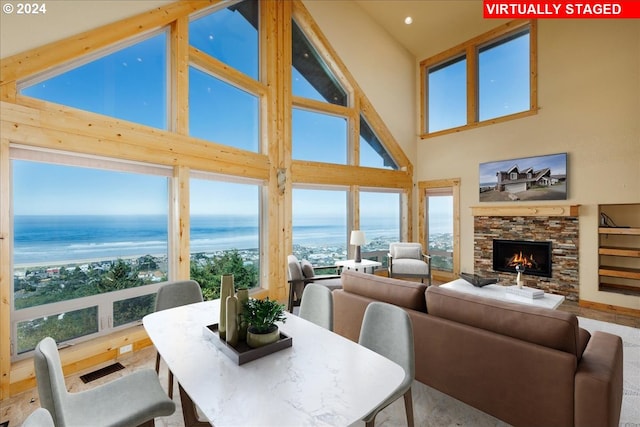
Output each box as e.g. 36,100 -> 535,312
354,0 -> 508,59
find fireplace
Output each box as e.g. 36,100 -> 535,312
492,239 -> 552,278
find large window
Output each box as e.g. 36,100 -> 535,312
426,194 -> 454,272
189,67 -> 260,152
292,188 -> 347,266
189,175 -> 261,299
478,30 -> 531,122
359,191 -> 401,267
189,1 -> 259,81
20,31 -> 168,130
420,20 -> 536,137
426,56 -> 467,133
11,153 -> 170,358
292,109 -> 347,164
419,179 -> 460,282
360,115 -> 398,170
291,20 -> 346,106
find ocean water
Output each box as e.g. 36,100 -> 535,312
13,214 -> 450,265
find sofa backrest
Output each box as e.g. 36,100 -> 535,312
426,286 -> 583,357
341,270 -> 427,312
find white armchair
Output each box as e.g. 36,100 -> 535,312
388,242 -> 431,286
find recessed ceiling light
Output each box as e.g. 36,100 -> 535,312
404,16 -> 413,25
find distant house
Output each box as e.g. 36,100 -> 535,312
495,165 -> 561,193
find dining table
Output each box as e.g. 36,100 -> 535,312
143,298 -> 405,426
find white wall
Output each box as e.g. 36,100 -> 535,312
416,19 -> 640,310
302,0 -> 417,162
0,1 -> 171,59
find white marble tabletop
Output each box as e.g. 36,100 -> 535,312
440,278 -> 565,310
143,299 -> 404,427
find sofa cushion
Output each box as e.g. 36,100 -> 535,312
341,270 -> 427,312
426,286 -> 583,358
394,245 -> 421,259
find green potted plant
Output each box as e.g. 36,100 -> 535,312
242,297 -> 286,348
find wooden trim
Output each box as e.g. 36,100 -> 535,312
599,247 -> 640,257
189,47 -> 267,98
529,20 -> 539,112
420,107 -> 538,140
292,1 -> 412,175
599,227 -> 640,236
360,95 -> 412,176
419,19 -> 536,139
578,299 -> 640,318
419,19 -> 531,69
598,266 -> 640,280
0,81 -> 16,103
0,0 -> 419,398
0,138 -> 10,400
1,101 -> 270,179
292,95 -> 352,118
0,1 -> 218,86
466,45 -> 477,125
10,326 -> 152,395
471,205 -> 580,217
418,179 -> 461,276
171,17 -> 190,135
172,166 -> 191,280
291,160 -> 412,188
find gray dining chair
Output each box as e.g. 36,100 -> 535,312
34,337 -> 175,427
154,279 -> 203,399
22,408 -> 54,427
358,302 -> 415,427
298,283 -> 334,330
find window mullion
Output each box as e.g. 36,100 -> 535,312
466,45 -> 477,126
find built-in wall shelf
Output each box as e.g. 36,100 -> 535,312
599,246 -> 640,257
471,205 -> 579,217
598,227 -> 640,236
598,205 -> 640,297
598,266 -> 640,280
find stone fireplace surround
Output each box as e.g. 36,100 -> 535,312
472,206 -> 580,301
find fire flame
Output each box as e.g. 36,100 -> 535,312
507,251 -> 537,269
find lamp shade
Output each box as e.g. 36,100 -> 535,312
350,230 -> 366,246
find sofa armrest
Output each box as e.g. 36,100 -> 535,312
574,331 -> 623,427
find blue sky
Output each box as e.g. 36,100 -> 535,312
14,4 -> 394,217
13,3 -> 524,219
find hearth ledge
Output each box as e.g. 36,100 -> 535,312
471,205 -> 580,217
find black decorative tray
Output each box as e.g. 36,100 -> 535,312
460,272 -> 498,287
203,324 -> 292,365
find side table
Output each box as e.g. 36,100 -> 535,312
335,259 -> 382,274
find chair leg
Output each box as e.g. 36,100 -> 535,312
403,388 -> 415,427
178,383 -> 210,427
136,420 -> 155,427
155,351 -> 160,373
168,370 -> 174,399
365,419 -> 375,427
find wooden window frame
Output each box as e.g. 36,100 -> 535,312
419,19 -> 537,139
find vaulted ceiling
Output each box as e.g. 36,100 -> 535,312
354,0 -> 507,59
1,1 -> 507,61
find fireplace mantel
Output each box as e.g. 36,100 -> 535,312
471,205 -> 580,217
